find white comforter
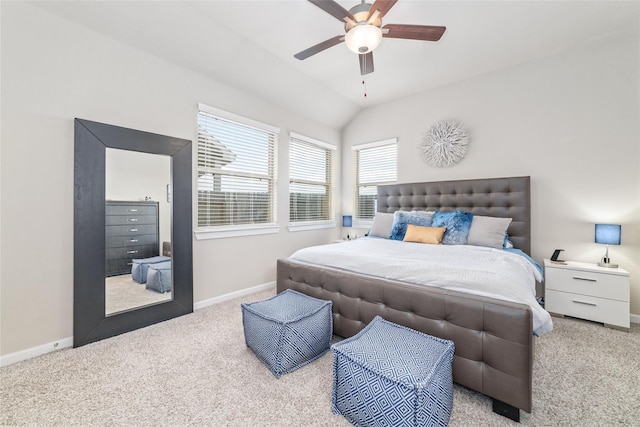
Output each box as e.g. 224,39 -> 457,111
290,237 -> 553,335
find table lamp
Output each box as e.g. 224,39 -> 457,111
595,224 -> 621,268
342,215 -> 353,240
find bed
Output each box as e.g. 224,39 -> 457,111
276,176 -> 546,421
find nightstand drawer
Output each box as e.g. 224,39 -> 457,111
546,290 -> 630,328
545,267 -> 629,302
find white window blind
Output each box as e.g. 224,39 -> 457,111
197,105 -> 278,228
289,133 -> 335,223
353,139 -> 397,220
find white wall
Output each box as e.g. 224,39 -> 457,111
0,3 -> 340,357
342,31 -> 640,317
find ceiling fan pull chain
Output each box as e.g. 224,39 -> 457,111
361,52 -> 367,97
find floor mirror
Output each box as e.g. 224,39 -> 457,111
74,118 -> 193,347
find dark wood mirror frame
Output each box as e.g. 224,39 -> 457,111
74,118 -> 193,347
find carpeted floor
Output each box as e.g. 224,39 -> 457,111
1,287 -> 639,426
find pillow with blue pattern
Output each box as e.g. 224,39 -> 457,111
431,210 -> 474,245
388,210 -> 434,240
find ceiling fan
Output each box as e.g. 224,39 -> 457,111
294,0 -> 446,76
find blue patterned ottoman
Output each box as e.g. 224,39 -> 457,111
331,316 -> 455,427
145,261 -> 171,293
131,256 -> 171,284
241,289 -> 333,378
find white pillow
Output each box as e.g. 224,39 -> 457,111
368,212 -> 395,238
467,216 -> 512,249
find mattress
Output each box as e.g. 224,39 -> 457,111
289,237 -> 552,335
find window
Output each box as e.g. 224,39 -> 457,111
289,133 -> 335,225
197,104 -> 278,234
353,139 -> 397,221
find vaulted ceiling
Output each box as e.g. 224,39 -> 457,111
33,1 -> 639,129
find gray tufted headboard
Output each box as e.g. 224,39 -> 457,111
377,176 -> 531,255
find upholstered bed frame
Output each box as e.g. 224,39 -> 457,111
277,176 -> 534,421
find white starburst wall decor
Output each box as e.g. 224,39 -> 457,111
420,120 -> 470,167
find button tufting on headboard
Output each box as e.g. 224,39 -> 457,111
377,176 -> 531,255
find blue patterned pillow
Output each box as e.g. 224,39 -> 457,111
388,210 -> 434,240
431,210 -> 474,245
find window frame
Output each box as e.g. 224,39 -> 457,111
288,132 -> 336,232
352,138 -> 398,227
195,103 -> 280,240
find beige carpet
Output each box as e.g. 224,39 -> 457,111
1,288 -> 639,426
105,274 -> 171,315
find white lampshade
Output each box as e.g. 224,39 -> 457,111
345,24 -> 383,54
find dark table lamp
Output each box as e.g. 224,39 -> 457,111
595,223 -> 621,268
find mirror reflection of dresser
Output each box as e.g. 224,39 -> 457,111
105,200 -> 159,277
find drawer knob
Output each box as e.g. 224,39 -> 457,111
128,209 -> 138,212
127,218 -> 139,222
126,250 -> 139,254
128,239 -> 138,243
572,276 -> 597,282
128,228 -> 138,232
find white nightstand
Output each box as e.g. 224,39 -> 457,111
544,259 -> 630,330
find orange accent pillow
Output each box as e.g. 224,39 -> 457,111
403,224 -> 447,244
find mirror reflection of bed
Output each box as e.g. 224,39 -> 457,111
104,148 -> 172,316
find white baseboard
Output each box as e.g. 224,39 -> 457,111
1,282 -> 276,368
0,336 -> 73,368
1,285 -> 633,368
194,281 -> 276,310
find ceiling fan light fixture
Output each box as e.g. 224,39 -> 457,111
345,23 -> 382,54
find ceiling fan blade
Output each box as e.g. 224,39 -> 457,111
368,0 -> 398,19
382,24 -> 446,41
294,35 -> 344,60
359,52 -> 374,76
367,9 -> 381,25
308,0 -> 355,23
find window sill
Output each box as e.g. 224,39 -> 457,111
353,219 -> 373,229
287,221 -> 336,232
194,224 -> 280,240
